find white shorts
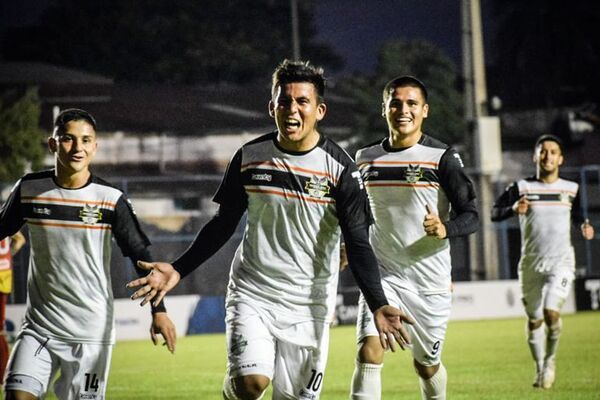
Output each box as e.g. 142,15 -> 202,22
519,266 -> 575,320
225,302 -> 330,399
4,330 -> 113,400
356,280 -> 452,366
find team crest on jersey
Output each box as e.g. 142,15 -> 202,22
405,164 -> 424,183
305,176 -> 330,198
230,334 -> 248,356
79,204 -> 103,225
559,192 -> 570,204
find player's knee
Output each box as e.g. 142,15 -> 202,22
232,375 -> 269,400
413,360 -> 439,380
528,318 -> 544,331
5,390 -> 38,400
543,309 -> 560,326
357,336 -> 385,364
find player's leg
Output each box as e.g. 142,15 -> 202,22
408,292 -> 451,400
271,323 -> 330,399
4,333 -> 55,400
540,268 -> 574,389
519,265 -> 545,387
52,341 -> 112,400
223,302 -> 274,400
350,290 -> 391,400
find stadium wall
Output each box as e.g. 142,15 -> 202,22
4,280 -> 579,341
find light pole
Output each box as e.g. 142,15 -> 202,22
290,0 -> 301,60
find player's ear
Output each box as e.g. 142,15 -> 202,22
316,102 -> 327,121
48,136 -> 57,153
558,153 -> 564,166
381,102 -> 386,118
268,100 -> 275,118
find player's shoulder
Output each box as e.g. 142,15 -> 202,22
242,131 -> 277,149
319,135 -> 356,165
557,177 -> 579,191
355,138 -> 386,160
20,169 -> 54,183
420,134 -> 450,151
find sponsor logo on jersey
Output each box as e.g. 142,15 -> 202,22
251,173 -> 273,182
79,204 -> 103,225
405,164 -> 424,183
230,334 -> 248,356
363,170 -> 379,180
33,207 -> 51,215
305,176 -> 331,198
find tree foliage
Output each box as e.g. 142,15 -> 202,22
1,0 -> 342,84
337,39 -> 466,154
0,88 -> 45,183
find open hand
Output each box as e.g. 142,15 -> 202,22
127,261 -> 181,307
373,305 -> 415,352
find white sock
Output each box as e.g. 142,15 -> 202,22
545,318 -> 562,362
527,324 -> 546,372
222,375 -> 239,400
350,361 -> 383,400
419,363 -> 447,400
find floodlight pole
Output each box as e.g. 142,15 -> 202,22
462,0 -> 501,280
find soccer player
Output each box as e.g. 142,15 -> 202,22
0,109 -> 177,400
0,231 -> 26,383
127,60 -> 413,400
491,134 -> 594,389
349,76 -> 479,400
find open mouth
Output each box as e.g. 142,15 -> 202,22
284,119 -> 301,129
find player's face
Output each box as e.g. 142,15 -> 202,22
535,140 -> 563,174
50,120 -> 97,176
269,82 -> 326,152
383,85 -> 429,138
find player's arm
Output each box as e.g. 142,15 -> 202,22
572,191 -> 595,240
10,231 -> 26,254
111,194 -> 177,353
337,165 -> 414,352
436,148 -> 479,237
0,179 -> 25,240
491,182 -> 521,222
127,149 -> 247,305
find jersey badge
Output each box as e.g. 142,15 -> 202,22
79,204 -> 103,225
559,192 -> 571,204
405,164 -> 424,183
305,176 -> 331,198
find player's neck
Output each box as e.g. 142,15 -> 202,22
537,169 -> 559,184
55,169 -> 92,189
388,130 -> 422,149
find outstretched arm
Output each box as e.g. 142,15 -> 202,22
127,205 -> 244,306
491,182 -> 521,222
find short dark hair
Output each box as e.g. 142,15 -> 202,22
53,108 -> 97,136
382,75 -> 428,103
271,59 -> 325,103
535,134 -> 563,153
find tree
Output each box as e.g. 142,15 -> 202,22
1,0 -> 342,84
336,39 -> 466,154
0,88 -> 45,183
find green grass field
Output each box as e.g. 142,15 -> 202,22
9,312 -> 600,399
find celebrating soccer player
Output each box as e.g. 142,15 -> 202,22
128,60 -> 413,400
0,109 -> 176,399
349,76 -> 479,400
491,134 -> 594,389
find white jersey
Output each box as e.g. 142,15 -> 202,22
356,135 -> 477,294
0,170 -> 150,344
214,132 -> 372,324
517,178 -> 578,269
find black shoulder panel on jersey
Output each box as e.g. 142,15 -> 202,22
319,135 -> 356,165
356,137 -> 386,153
243,130 -> 278,147
20,169 -> 55,182
420,134 -> 450,150
111,195 -> 151,259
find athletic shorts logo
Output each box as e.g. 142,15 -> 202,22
305,176 -> 331,198
405,164 -> 424,183
79,204 -> 103,225
230,334 -> 248,356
